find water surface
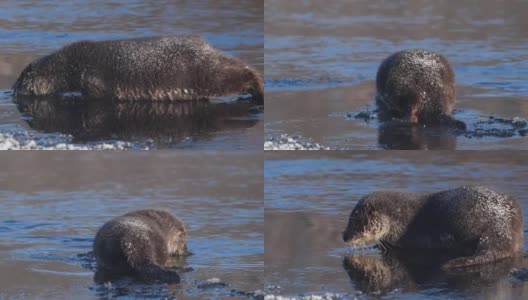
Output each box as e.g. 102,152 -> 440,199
0,152 -> 263,299
265,0 -> 528,150
265,151 -> 528,298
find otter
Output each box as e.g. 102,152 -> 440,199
12,35 -> 263,104
343,186 -> 524,268
93,209 -> 189,283
375,49 -> 456,124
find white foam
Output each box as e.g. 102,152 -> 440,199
264,134 -> 330,150
264,293 -> 346,300
0,125 -> 149,150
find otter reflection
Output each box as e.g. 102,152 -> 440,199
94,255 -> 191,285
343,252 -> 521,296
15,96 -> 260,146
377,120 -> 463,150
78,250 -> 190,285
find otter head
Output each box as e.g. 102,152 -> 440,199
223,65 -> 263,105
168,235 -> 189,256
342,201 -> 390,247
237,66 -> 263,105
13,54 -> 69,97
166,224 -> 190,256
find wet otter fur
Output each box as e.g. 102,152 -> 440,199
376,49 -> 455,124
343,186 -> 523,269
13,35 -> 263,104
93,209 -> 189,283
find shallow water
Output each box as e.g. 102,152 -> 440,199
0,152 -> 263,299
265,151 -> 528,299
265,0 -> 528,150
0,0 -> 263,150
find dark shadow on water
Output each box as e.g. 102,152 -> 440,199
377,121 -> 459,150
343,251 -> 525,297
14,95 -> 261,147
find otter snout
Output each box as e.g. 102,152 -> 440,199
342,228 -> 352,243
252,89 -> 264,105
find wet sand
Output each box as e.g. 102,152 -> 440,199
265,0 -> 528,150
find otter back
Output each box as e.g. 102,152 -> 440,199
13,36 -> 263,104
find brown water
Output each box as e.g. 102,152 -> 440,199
0,152 -> 263,299
265,151 -> 528,299
265,0 -> 528,150
0,0 -> 263,150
